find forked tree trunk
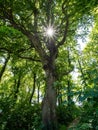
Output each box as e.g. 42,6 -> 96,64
42,65 -> 58,130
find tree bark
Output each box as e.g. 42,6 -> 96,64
57,85 -> 63,106
67,79 -> 72,107
29,73 -> 36,104
42,59 -> 58,130
37,82 -> 40,103
14,73 -> 21,100
0,54 -> 10,81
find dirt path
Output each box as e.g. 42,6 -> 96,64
67,118 -> 80,130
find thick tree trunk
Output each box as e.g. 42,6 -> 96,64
42,66 -> 57,130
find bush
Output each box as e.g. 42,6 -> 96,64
0,98 -> 42,130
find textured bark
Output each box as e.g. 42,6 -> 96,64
42,68 -> 57,130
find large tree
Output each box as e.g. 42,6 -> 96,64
0,0 -> 97,129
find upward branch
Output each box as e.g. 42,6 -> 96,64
57,14 -> 69,48
57,0 -> 69,48
0,5 -> 47,63
10,20 -> 47,61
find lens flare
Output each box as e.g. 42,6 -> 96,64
44,25 -> 56,38
46,27 -> 54,37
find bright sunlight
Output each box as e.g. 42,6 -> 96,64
46,27 -> 54,37
44,25 -> 56,38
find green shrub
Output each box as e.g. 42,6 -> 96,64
0,97 -> 42,130
57,104 -> 79,126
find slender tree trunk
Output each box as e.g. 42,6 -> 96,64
29,73 -> 36,104
42,64 -> 58,130
0,54 -> 10,81
78,59 -> 88,87
14,73 -> 21,100
67,80 -> 72,107
57,85 -> 62,106
67,48 -> 73,107
37,82 -> 40,103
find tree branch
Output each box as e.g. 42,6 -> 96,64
18,55 -> 41,62
0,47 -> 41,62
57,15 -> 69,48
78,59 -> 88,87
0,47 -> 12,53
